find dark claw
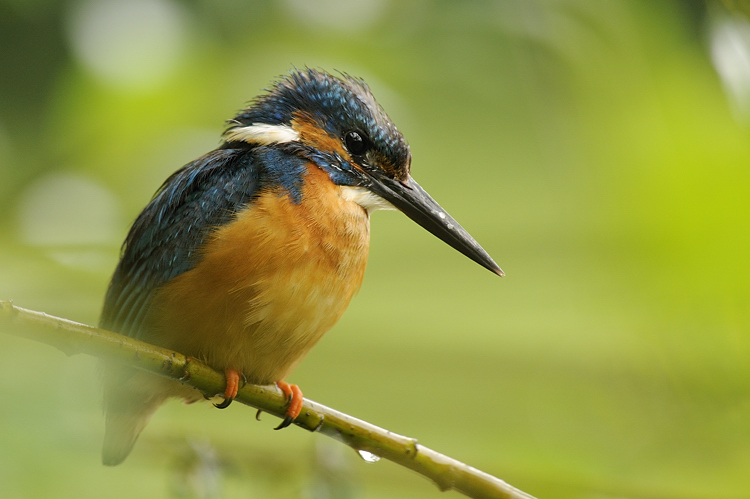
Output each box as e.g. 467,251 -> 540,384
214,397 -> 233,409
274,416 -> 294,430
255,409 -> 263,421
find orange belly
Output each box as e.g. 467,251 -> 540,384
147,165 -> 370,384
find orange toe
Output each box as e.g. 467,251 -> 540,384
224,368 -> 241,400
215,368 -> 241,409
275,381 -> 303,427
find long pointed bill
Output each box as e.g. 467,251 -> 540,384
365,174 -> 504,276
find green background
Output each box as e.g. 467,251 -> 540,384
2,0 -> 750,497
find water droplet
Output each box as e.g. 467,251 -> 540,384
357,450 -> 381,463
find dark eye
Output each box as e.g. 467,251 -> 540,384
344,130 -> 368,156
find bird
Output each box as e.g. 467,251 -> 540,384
99,68 -> 502,466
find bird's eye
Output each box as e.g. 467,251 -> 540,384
344,131 -> 368,156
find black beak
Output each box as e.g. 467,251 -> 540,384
364,174 -> 503,276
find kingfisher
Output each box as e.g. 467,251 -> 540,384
99,68 -> 502,466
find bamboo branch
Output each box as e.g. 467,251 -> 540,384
0,300 -> 536,499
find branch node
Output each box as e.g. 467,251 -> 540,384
405,438 -> 419,457
312,415 -> 325,433
179,357 -> 191,382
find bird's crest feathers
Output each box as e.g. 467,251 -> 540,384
224,68 -> 411,183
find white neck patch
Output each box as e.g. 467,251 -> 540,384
340,186 -> 396,214
223,123 -> 300,145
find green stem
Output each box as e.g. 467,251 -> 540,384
0,300 -> 535,499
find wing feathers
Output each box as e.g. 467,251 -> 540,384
100,148 -> 261,338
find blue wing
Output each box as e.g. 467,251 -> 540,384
100,147 -> 262,339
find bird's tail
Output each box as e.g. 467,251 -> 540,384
101,365 -> 167,466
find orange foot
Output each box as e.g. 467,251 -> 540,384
274,381 -> 303,430
214,368 -> 242,409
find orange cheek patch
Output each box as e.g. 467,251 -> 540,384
291,112 -> 351,162
291,111 -> 407,181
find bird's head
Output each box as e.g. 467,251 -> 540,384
223,68 -> 502,276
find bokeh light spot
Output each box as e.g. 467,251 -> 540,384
282,0 -> 387,32
66,0 -> 188,90
17,172 -> 121,247
709,10 -> 750,121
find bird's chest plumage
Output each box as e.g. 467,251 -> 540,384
149,165 -> 370,384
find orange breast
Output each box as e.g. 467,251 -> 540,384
148,164 -> 370,384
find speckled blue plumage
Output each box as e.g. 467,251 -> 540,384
100,146 -> 308,339
233,69 -> 410,178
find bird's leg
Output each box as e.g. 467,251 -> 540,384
214,368 -> 242,409
274,381 -> 303,430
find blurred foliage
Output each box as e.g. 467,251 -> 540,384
719,0 -> 750,18
2,0 -> 750,498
